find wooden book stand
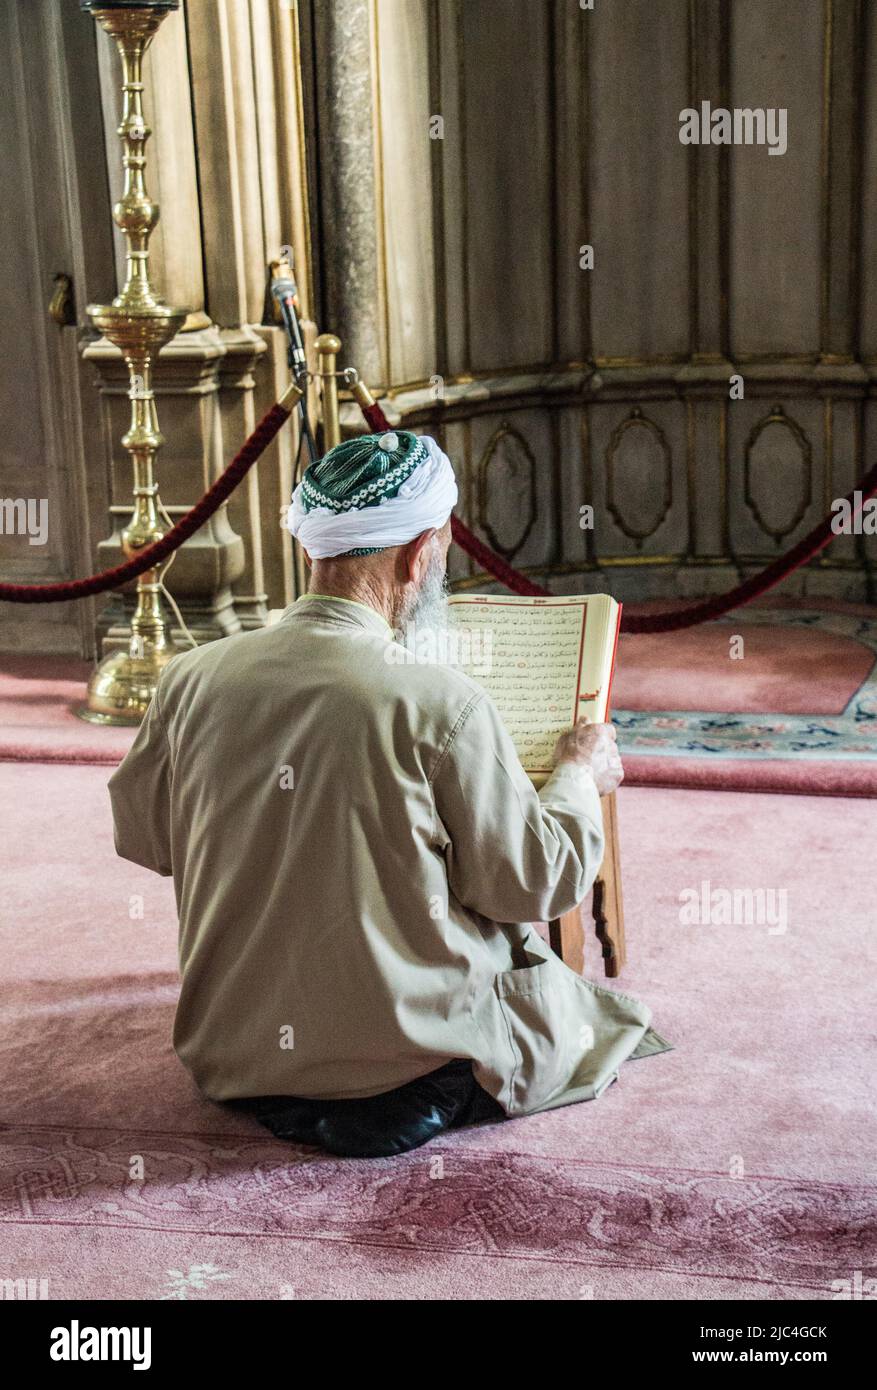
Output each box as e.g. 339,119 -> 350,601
548,791 -> 626,978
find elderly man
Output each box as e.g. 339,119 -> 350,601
109,430 -> 669,1158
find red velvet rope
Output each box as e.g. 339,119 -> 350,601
360,400 -> 877,632
0,401 -> 292,604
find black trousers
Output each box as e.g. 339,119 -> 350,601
230,1059 -> 506,1159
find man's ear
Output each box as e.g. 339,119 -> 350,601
403,528 -> 438,585
303,549 -> 313,571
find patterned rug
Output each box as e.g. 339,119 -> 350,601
4,1129 -> 872,1299
2,762 -> 875,1299
614,604 -> 877,796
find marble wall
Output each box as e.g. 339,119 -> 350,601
0,0 -> 113,653
1,0 -> 874,656
313,0 -> 877,603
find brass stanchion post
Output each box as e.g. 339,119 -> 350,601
315,333 -> 342,450
289,331 -> 342,597
79,0 -> 188,725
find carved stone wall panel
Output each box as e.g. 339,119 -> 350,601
605,408 -> 674,546
476,423 -> 538,559
467,410 -> 555,572
743,406 -> 813,542
589,0 -> 689,362
727,398 -> 823,555
588,401 -> 688,559
728,0 -> 822,357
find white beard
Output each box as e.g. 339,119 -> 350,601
396,545 -> 449,645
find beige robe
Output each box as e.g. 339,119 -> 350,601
109,594 -> 670,1117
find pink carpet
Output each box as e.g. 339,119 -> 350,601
0,655 -> 135,765
1,757 -> 874,1299
616,623 -> 873,715
614,600 -> 877,797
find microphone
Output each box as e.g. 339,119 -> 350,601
270,258 -> 307,381
268,252 -> 318,468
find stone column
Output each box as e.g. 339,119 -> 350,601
310,0 -> 387,388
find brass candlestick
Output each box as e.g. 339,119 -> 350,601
79,1 -> 188,725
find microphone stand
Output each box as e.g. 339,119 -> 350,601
269,261 -> 319,468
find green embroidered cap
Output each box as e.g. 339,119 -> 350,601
298,430 -> 429,556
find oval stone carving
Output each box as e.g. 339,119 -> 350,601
744,408 -> 812,543
605,409 -> 672,546
477,424 -> 537,557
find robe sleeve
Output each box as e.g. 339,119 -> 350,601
107,685 -> 173,877
431,693 -> 606,924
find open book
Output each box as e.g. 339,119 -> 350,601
447,594 -> 622,786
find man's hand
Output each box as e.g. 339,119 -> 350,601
553,718 -> 624,796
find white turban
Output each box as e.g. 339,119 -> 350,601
286,432 -> 457,560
